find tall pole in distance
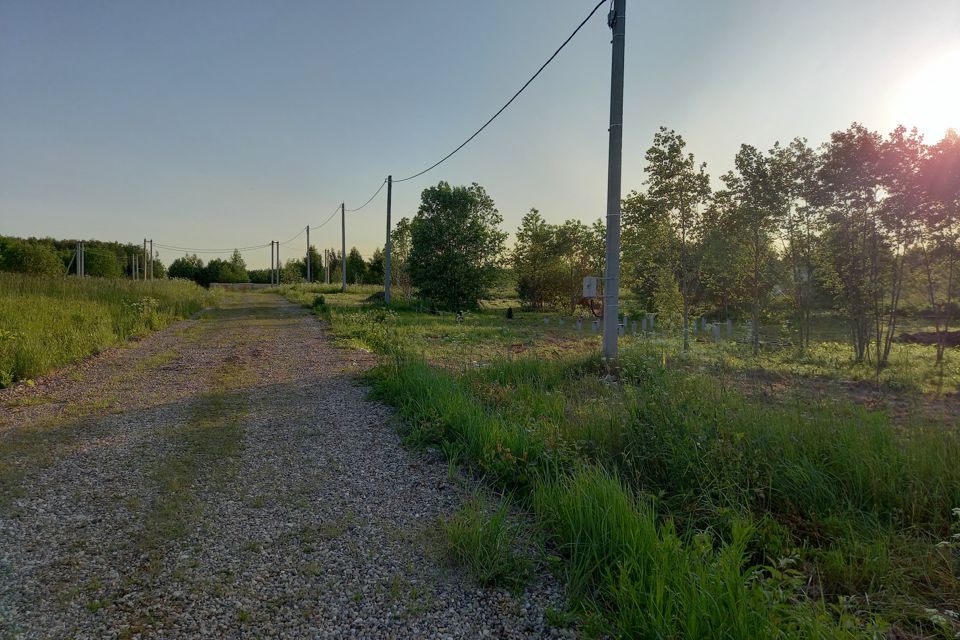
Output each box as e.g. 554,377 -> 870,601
149,239 -> 154,280
384,175 -> 393,305
276,242 -> 280,285
341,202 -> 346,293
270,241 -> 275,285
602,0 -> 626,363
306,226 -> 311,283
143,239 -> 148,282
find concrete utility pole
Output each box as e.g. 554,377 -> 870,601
306,226 -> 311,283
341,202 -> 346,293
143,239 -> 148,282
276,242 -> 280,285
384,175 -> 393,304
270,241 -> 275,285
149,239 -> 154,280
602,0 -> 625,363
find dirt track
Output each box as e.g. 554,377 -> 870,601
0,293 -> 567,639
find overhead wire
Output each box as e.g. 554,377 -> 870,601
392,0 -> 607,183
155,242 -> 271,254
345,178 -> 387,212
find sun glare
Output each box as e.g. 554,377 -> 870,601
893,48 -> 960,140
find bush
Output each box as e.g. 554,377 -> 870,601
0,239 -> 64,276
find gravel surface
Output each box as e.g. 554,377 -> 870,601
0,294 -> 572,639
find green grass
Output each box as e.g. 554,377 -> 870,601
301,289 -> 960,638
0,273 -> 218,386
440,494 -> 534,590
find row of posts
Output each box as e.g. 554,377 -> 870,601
541,314 -> 735,340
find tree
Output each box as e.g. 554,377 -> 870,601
409,182 -> 507,310
555,219 -> 598,314
722,144 -> 790,354
326,248 -> 342,285
874,126 -> 926,370
79,248 -> 123,278
279,258 -> 303,283
168,254 -> 204,282
622,192 -> 675,313
346,248 -> 367,286
0,239 -> 64,276
203,250 -> 249,285
775,138 -> 821,352
513,209 -> 563,310
304,246 -> 323,282
815,124 -> 886,364
390,218 -> 414,299
916,128 -> 960,367
366,247 -> 385,286
643,128 -> 711,351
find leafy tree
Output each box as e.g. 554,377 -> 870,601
643,127 -> 711,350
304,246 -> 323,283
0,239 -> 64,276
326,248 -> 342,285
555,219 -> 598,314
366,247 -> 385,285
168,254 -> 204,282
280,258 -> 303,283
513,209 -> 563,310
409,182 -> 506,310
81,248 -> 123,278
248,268 -> 272,284
203,250 -> 249,285
916,128 -> 960,365
722,143 -> 790,354
873,126 -> 927,370
622,192 -> 674,313
346,247 -> 367,285
390,218 -> 414,299
815,123 -> 886,364
775,138 -> 821,351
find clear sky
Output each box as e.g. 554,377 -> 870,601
2,0 -> 958,268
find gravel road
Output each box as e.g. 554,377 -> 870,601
0,293 -> 570,639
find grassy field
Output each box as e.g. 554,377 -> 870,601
279,283 -> 960,639
0,273 -> 217,387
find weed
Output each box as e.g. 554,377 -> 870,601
441,495 -> 533,591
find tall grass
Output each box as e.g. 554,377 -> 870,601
0,273 -> 217,386
308,298 -> 960,636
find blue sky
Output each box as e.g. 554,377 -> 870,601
2,0 -> 958,268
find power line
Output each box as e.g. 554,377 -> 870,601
345,178 -> 387,212
311,204 -> 344,230
393,0 -> 607,184
279,226 -> 307,245
155,243 -> 271,254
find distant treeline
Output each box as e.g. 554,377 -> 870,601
0,236 -> 165,279
3,122 -> 957,369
